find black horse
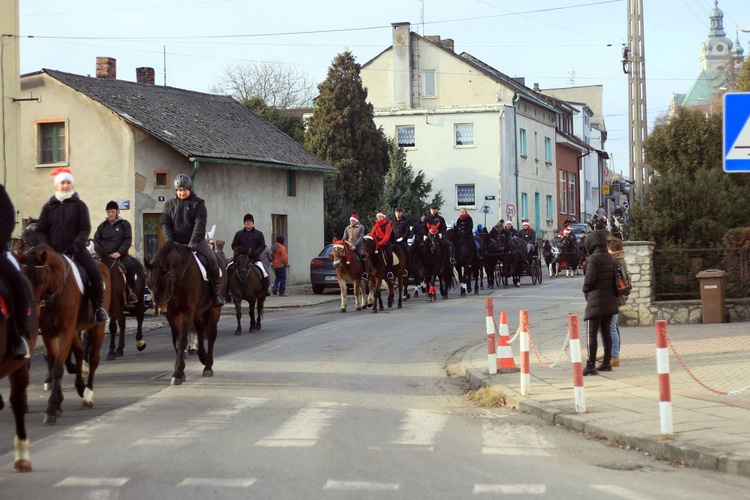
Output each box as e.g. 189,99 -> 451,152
497,234 -> 528,287
448,228 -> 479,296
416,223 -> 455,302
477,228 -> 500,289
227,253 -> 265,334
559,236 -> 580,277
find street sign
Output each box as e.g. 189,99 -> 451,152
484,195 -> 496,200
505,204 -> 516,219
602,184 -> 610,195
623,200 -> 629,209
723,92 -> 750,172
480,202 -> 493,214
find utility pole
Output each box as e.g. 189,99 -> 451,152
625,0 -> 648,204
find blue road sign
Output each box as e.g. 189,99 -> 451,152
623,201 -> 629,209
723,92 -> 750,172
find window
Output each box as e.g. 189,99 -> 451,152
534,132 -> 538,161
559,171 -> 568,214
397,126 -> 415,148
38,120 -> 67,164
519,128 -> 527,157
521,192 -> 528,219
154,171 -> 169,188
544,137 -> 552,163
272,214 -> 288,249
546,195 -> 553,221
455,124 -> 474,146
456,184 -> 475,206
423,70 -> 436,97
569,174 -> 576,216
287,170 -> 296,197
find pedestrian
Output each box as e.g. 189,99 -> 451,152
0,183 -> 32,359
36,168 -> 110,324
214,239 -> 227,261
162,173 -> 224,307
230,213 -> 270,295
581,230 -> 619,376
93,200 -> 138,304
271,235 -> 289,296
606,235 -> 629,367
259,244 -> 274,296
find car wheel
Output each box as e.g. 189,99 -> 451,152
312,284 -> 325,294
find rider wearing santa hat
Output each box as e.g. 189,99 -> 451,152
367,211 -> 395,279
36,168 -> 109,324
343,214 -> 365,259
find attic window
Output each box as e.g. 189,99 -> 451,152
37,119 -> 68,165
154,170 -> 169,188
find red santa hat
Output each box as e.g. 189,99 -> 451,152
349,214 -> 359,224
376,211 -> 386,218
522,220 -> 529,227
563,226 -> 572,234
51,167 -> 74,185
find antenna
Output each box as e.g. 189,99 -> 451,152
419,0 -> 425,35
568,68 -> 576,87
163,45 -> 167,86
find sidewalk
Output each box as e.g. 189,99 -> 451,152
462,316 -> 750,478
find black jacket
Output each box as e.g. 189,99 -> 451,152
0,184 -> 14,248
36,192 -> 91,253
94,218 -> 133,255
455,215 -> 473,238
390,217 -> 412,242
582,230 -> 619,320
231,227 -> 266,261
161,192 -> 207,247
425,213 -> 447,236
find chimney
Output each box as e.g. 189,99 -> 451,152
533,83 -> 540,92
136,67 -> 155,85
392,22 -> 412,109
96,57 -> 117,79
440,38 -> 454,52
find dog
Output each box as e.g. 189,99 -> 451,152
542,240 -> 560,278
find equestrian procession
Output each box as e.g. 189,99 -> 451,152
0,168 -> 628,472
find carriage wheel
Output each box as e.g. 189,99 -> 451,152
494,265 -> 503,288
532,260 -> 542,285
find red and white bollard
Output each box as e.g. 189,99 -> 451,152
655,320 -> 673,434
485,299 -> 497,375
519,310 -> 530,395
568,314 -> 586,413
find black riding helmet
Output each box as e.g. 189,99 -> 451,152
174,173 -> 192,190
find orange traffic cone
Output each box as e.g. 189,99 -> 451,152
497,311 -> 520,372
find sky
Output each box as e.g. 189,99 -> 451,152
14,0 -> 750,177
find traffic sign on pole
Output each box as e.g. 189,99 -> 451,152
723,92 -> 750,172
506,204 -> 516,219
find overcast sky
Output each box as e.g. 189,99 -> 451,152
15,0 -> 750,176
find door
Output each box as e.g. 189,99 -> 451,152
143,213 -> 163,263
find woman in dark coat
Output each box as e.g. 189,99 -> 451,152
581,230 -> 619,375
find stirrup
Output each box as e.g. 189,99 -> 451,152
386,271 -> 394,279
449,257 -> 457,265
12,336 -> 31,360
361,272 -> 368,280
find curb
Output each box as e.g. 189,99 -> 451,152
461,347 -> 750,479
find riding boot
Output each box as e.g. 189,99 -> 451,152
92,281 -> 109,324
127,284 -> 138,304
262,276 -> 271,296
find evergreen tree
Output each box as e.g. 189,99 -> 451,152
378,138 -> 443,223
737,58 -> 750,92
243,96 -> 305,144
305,51 -> 387,241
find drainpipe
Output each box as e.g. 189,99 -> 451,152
513,93 -> 520,227
576,150 -> 591,221
190,159 -> 200,188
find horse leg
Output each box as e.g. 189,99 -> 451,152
8,365 -> 32,472
171,320 -> 188,386
234,296 -> 242,336
249,297 -> 258,332
203,309 -> 220,377
106,319 -> 117,360
188,330 -> 198,355
339,280 -> 347,313
397,276 -> 403,309
116,314 -> 126,357
82,325 -> 105,409
371,277 -> 380,313
387,278 -> 394,308
255,296 -> 263,331
135,299 -> 146,351
44,351 -> 66,424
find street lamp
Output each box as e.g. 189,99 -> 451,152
741,27 -> 750,33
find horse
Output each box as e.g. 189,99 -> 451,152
361,236 -> 406,313
331,238 -> 369,312
448,228 -> 480,296
145,241 -> 226,385
496,234 -> 528,287
416,223 -> 455,302
17,243 -> 110,424
0,264 -> 39,472
559,236 -> 580,278
87,240 -> 147,360
477,228 -> 500,289
542,240 -> 560,278
227,253 -> 265,334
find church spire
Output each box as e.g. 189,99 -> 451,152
700,0 -> 734,71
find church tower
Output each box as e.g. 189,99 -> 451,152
699,0 -> 735,72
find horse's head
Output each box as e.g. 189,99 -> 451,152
12,221 -> 39,257
496,233 -> 508,252
233,253 -> 252,282
17,244 -> 59,311
331,239 -> 348,268
144,241 -> 187,306
361,235 -> 376,257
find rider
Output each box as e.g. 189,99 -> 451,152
368,211 -> 394,279
500,220 -> 517,239
519,219 -> 537,255
0,183 -> 32,360
343,214 -> 365,259
230,213 -> 270,296
36,168 -> 109,323
390,207 -> 412,261
161,173 -> 224,307
489,219 -> 505,240
425,204 -> 456,265
93,200 -> 138,304
455,207 -> 474,240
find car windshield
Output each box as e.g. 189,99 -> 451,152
318,244 -> 333,257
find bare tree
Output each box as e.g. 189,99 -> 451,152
210,60 -> 317,109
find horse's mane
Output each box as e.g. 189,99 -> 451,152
151,241 -> 189,267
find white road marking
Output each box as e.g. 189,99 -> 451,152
255,402 -> 345,447
474,484 -> 546,494
323,480 -> 399,491
590,484 -> 652,499
481,418 -> 555,456
390,409 -> 449,451
177,478 -> 257,488
54,477 -> 129,487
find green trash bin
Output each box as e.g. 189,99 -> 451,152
695,269 -> 727,324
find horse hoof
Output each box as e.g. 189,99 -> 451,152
13,459 -> 32,473
182,351 -> 188,359
515,283 -> 521,288
116,349 -> 124,357
340,308 -> 346,313
43,414 -> 57,425
170,377 -> 183,386
235,330 -> 242,336
106,352 -> 116,361
137,340 -> 147,351
203,369 -> 214,377
81,400 -> 94,410
356,307 -> 361,311
398,304 -> 402,309
44,382 -> 51,391
255,324 -> 261,332
188,348 -> 198,355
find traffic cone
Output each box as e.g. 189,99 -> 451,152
497,311 -> 519,372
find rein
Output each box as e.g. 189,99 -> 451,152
39,253 -> 70,307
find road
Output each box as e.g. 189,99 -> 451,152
1,276 -> 750,498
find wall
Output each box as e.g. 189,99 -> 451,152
1,1 -> 21,234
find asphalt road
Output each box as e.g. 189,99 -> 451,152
1,277 -> 750,498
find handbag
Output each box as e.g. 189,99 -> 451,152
614,262 -> 631,305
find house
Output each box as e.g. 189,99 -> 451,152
17,58 -> 334,284
360,23 -> 560,239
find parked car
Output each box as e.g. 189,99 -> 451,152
310,244 -> 338,294
125,284 -> 153,314
556,222 -> 590,243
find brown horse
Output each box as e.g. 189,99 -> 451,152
0,267 -> 39,472
331,238 -> 369,312
17,243 -> 110,425
145,241 -> 226,385
227,253 -> 265,334
88,240 -> 147,360
361,236 -> 407,313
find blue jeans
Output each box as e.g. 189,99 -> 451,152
610,314 -> 620,357
273,266 -> 287,295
